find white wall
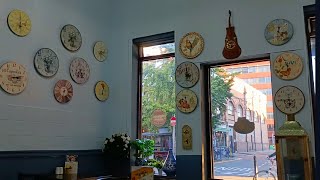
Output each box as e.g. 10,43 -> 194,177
108,0 -> 315,156
0,0 -> 112,150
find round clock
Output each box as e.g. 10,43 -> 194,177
69,58 -> 90,84
273,52 -> 303,80
0,62 -> 27,95
264,19 -> 294,46
54,80 -> 73,104
93,41 -> 107,62
176,89 -> 198,113
274,85 -> 305,114
94,81 -> 109,101
34,48 -> 59,77
179,32 -> 204,59
60,24 -> 82,52
175,62 -> 199,88
7,9 -> 32,37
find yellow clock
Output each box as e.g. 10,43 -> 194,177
0,62 -> 28,94
94,81 -> 109,101
7,9 -> 32,37
93,41 -> 107,62
179,32 -> 204,59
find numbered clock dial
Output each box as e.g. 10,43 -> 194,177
175,62 -> 199,88
7,9 -> 32,37
69,58 -> 90,84
176,89 -> 198,113
54,80 -> 73,104
264,19 -> 294,46
274,86 -> 305,114
34,48 -> 59,77
93,41 -> 107,62
0,62 -> 27,94
60,24 -> 82,52
95,81 -> 109,101
179,32 -> 204,59
273,52 -> 303,80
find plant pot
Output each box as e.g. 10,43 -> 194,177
135,157 -> 147,166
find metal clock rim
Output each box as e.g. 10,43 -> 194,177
34,48 -> 59,78
93,41 -> 107,62
7,9 -> 31,37
176,89 -> 198,114
274,85 -> 305,115
264,18 -> 294,46
175,61 -> 199,88
60,24 -> 82,52
273,51 -> 303,81
94,80 -> 109,102
179,32 -> 205,59
69,57 -> 90,84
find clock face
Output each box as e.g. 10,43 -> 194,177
60,24 -> 82,52
175,62 -> 199,88
179,32 -> 204,59
273,52 -> 303,80
7,9 -> 32,37
93,41 -> 107,62
69,58 -> 90,84
94,81 -> 109,101
265,19 -> 294,46
54,80 -> 73,104
34,48 -> 59,77
176,89 -> 198,113
274,86 -> 305,114
0,62 -> 27,94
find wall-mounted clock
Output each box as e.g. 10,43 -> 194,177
182,125 -> 192,150
264,19 -> 294,46
34,48 -> 59,77
179,32 -> 204,59
175,62 -> 199,88
69,58 -> 90,84
274,85 -> 305,115
93,41 -> 107,62
7,9 -> 32,37
54,80 -> 73,104
0,62 -> 27,95
94,81 -> 109,101
273,52 -> 303,80
176,89 -> 198,113
60,24 -> 82,52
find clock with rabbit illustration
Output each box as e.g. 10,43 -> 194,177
179,32 -> 204,59
264,19 -> 293,46
175,62 -> 199,88
274,85 -> 305,114
0,62 -> 27,95
176,89 -> 198,113
7,9 -> 32,37
93,41 -> 107,62
60,24 -> 82,52
34,48 -> 59,77
54,80 -> 73,104
69,58 -> 90,84
94,81 -> 109,101
273,52 -> 303,80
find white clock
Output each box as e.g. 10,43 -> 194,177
60,24 -> 82,52
34,48 -> 59,77
274,85 -> 305,114
175,62 -> 199,88
69,58 -> 90,84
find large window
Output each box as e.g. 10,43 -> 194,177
227,101 -> 234,115
237,105 -> 243,117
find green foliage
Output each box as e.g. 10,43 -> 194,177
131,139 -> 155,158
147,159 -> 164,169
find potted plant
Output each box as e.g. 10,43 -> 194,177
131,139 -> 155,166
147,159 -> 164,176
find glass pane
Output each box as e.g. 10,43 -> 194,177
143,43 -> 175,57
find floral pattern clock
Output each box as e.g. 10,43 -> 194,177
273,52 -> 303,80
93,41 -> 107,62
54,80 -> 73,104
274,85 -> 305,114
94,81 -> 109,101
7,9 -> 32,37
69,58 -> 90,84
0,62 -> 27,94
34,48 -> 59,77
179,32 -> 204,59
175,62 -> 199,88
60,24 -> 82,52
265,19 -> 294,46
176,89 -> 198,113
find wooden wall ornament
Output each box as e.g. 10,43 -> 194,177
273,52 -> 303,80
182,125 -> 192,150
54,80 -> 73,104
222,10 -> 241,59
176,89 -> 198,113
264,19 -> 293,46
0,62 -> 27,95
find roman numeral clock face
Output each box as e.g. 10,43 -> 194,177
274,86 -> 305,115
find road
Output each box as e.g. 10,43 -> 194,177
214,151 -> 277,178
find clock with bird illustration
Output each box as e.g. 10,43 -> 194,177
7,9 -> 32,37
0,62 -> 27,95
273,52 -> 303,80
34,48 -> 59,77
93,41 -> 107,62
60,24 -> 82,52
54,80 -> 73,104
175,62 -> 199,88
274,85 -> 305,115
69,58 -> 90,84
94,81 -> 109,101
179,32 -> 204,59
176,89 -> 198,113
